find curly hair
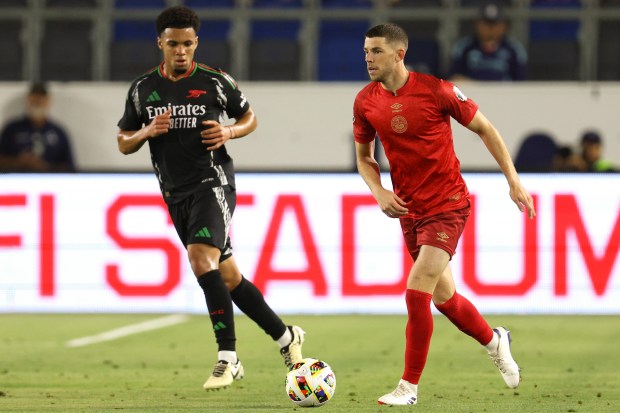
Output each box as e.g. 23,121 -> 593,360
156,6 -> 200,36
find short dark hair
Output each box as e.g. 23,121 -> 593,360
156,6 -> 200,36
365,23 -> 408,50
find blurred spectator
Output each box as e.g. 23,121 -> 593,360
0,83 -> 75,172
575,131 -> 615,172
514,132 -> 557,172
449,2 -> 527,81
552,145 -> 582,172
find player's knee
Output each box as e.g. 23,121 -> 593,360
188,246 -> 220,276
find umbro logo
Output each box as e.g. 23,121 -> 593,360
146,90 -> 161,102
436,232 -> 449,243
187,89 -> 207,98
195,226 -> 211,238
391,103 -> 403,112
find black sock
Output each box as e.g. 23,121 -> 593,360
230,276 -> 287,341
197,270 -> 235,352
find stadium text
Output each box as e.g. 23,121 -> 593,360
1,190 -> 618,298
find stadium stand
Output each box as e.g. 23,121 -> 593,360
1,0 -> 619,82
249,20 -> 301,80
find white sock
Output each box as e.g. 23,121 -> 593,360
218,350 -> 237,364
485,330 -> 499,353
276,327 -> 292,348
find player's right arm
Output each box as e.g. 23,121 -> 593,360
117,109 -> 171,155
355,140 -> 408,218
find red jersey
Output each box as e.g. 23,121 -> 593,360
353,72 -> 478,218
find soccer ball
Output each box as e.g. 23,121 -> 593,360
285,358 -> 336,407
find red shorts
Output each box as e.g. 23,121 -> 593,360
400,204 -> 470,260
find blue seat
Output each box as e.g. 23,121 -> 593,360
321,0 -> 372,8
110,21 -> 160,80
514,133 -> 558,172
249,20 -> 300,80
185,0 -> 234,7
319,20 -> 369,81
194,21 -> 231,71
251,0 -> 303,8
406,38 -> 439,76
46,0 -> 97,7
114,0 -> 166,8
530,0 -> 581,41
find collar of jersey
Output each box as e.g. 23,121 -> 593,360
158,61 -> 197,80
379,71 -> 415,97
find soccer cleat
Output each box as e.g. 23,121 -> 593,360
488,327 -> 521,389
280,325 -> 305,369
203,359 -> 244,391
377,379 -> 418,405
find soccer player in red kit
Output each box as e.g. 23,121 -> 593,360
353,23 -> 536,406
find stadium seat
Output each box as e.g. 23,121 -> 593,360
528,0 -> 581,80
528,39 -> 579,80
597,21 -> 620,80
393,20 -> 440,76
109,21 -> 159,81
321,0 -> 372,8
194,21 -> 231,71
41,20 -> 92,81
460,0 -> 512,6
0,20 -> 22,80
114,0 -> 166,8
389,0 -> 441,7
45,0 -> 97,6
1,0 -> 27,6
249,20 -> 300,80
514,133 -> 558,172
185,0 -> 234,7
251,0 -> 303,8
319,20 -> 370,81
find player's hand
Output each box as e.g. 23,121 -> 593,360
374,188 -> 409,218
200,120 -> 233,150
509,182 -> 536,219
145,108 -> 171,138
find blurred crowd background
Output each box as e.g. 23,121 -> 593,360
0,0 -> 618,173
1,0 -> 619,83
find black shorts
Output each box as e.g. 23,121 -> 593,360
167,185 -> 236,261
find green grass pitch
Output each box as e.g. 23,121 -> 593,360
0,314 -> 618,412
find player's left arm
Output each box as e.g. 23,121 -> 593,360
466,110 -> 536,219
200,107 -> 257,151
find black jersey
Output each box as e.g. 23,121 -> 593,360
117,61 -> 250,203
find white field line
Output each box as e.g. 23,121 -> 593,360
66,314 -> 189,348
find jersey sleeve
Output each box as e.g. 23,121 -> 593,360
117,81 -> 143,131
436,79 -> 479,127
217,71 -> 251,119
352,92 -> 376,144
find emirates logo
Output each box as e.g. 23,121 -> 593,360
391,115 -> 407,133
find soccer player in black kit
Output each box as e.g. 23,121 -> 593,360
116,5 -> 304,391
